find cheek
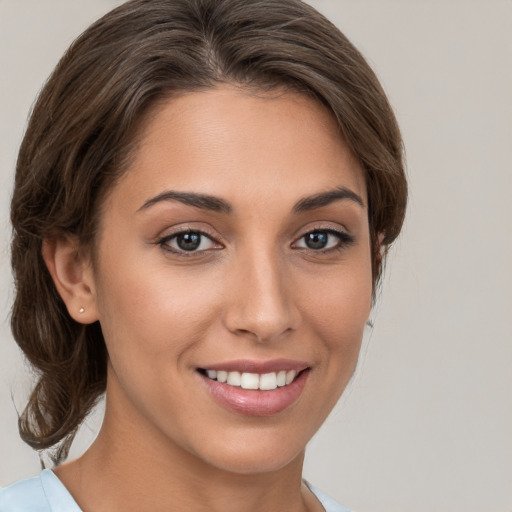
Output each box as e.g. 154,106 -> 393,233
320,283 -> 371,337
95,267 -> 230,372
299,260 -> 373,357
93,262 -> 225,422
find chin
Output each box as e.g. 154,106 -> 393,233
206,448 -> 304,476
190,430 -> 307,475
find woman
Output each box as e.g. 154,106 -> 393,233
0,0 -> 406,510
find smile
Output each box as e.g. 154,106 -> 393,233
202,369 -> 298,390
197,361 -> 310,416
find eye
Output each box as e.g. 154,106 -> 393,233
159,230 -> 219,253
294,229 -> 354,251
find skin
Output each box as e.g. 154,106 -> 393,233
44,86 -> 373,512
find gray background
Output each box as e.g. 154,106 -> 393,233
1,1 -> 511,511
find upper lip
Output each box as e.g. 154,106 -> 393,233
199,359 -> 310,374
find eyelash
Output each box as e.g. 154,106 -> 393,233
156,227 -> 355,257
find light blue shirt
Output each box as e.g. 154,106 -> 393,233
0,470 -> 352,511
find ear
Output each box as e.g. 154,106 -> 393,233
42,237 -> 99,324
378,232 -> 386,253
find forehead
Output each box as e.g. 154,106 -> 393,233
109,86 -> 366,213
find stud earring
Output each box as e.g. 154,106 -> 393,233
79,307 -> 85,314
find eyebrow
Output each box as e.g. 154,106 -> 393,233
293,186 -> 364,212
138,186 -> 364,214
138,190 -> 232,213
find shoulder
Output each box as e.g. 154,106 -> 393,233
0,472 -> 51,512
306,481 -> 354,512
0,469 -> 81,512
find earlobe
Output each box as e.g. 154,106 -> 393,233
42,237 -> 99,324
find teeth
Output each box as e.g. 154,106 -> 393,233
285,370 -> 297,385
227,371 -> 241,386
259,372 -> 277,390
240,373 -> 259,390
204,369 -> 301,390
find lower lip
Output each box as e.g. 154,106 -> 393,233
199,370 -> 310,416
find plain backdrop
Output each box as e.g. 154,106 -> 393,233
1,1 -> 511,511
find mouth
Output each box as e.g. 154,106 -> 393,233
197,361 -> 311,416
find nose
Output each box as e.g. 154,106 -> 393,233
223,249 -> 301,343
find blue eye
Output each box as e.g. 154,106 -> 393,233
159,231 -> 218,253
295,229 -> 354,251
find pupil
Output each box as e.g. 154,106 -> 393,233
177,233 -> 201,251
306,232 -> 328,249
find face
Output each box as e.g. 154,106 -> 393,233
89,86 -> 372,475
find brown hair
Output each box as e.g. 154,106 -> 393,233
10,0 -> 407,464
